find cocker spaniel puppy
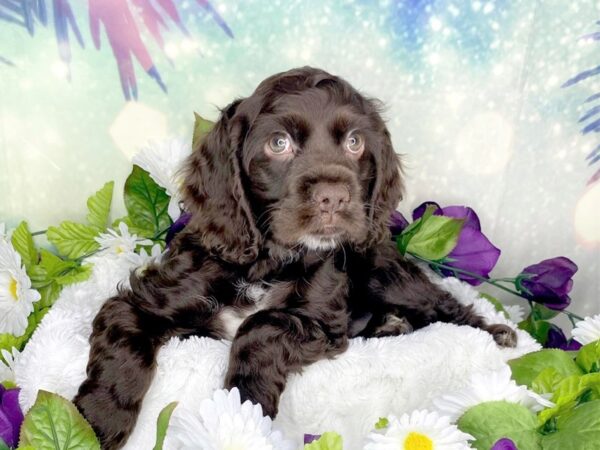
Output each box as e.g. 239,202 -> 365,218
74,67 -> 517,449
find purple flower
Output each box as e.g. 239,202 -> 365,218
545,324 -> 582,351
304,433 -> 321,444
0,386 -> 24,448
390,210 -> 409,235
165,212 -> 192,245
518,257 -> 578,311
491,438 -> 518,450
413,202 -> 501,286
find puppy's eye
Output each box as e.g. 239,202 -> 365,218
345,132 -> 364,155
267,133 -> 293,155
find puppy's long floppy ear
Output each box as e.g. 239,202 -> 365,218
180,100 -> 262,264
366,124 -> 404,246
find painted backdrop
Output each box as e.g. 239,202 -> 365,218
0,0 -> 599,318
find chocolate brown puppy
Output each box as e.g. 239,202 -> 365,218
74,67 -> 516,449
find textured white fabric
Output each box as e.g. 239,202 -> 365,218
14,255 -> 539,450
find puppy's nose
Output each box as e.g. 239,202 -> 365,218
313,183 -> 350,215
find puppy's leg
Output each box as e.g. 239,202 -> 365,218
224,309 -> 348,417
74,253 -> 224,449
432,289 -> 517,348
74,293 -> 168,450
365,243 -> 517,348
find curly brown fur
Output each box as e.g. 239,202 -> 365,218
74,67 -> 516,449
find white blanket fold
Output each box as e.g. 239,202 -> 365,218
14,255 -> 539,450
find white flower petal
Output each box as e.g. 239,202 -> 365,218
504,304 -> 526,323
0,347 -> 20,383
434,365 -> 553,421
572,314 -> 600,346
166,387 -> 295,450
95,222 -> 154,258
364,409 -> 474,450
0,241 -> 41,336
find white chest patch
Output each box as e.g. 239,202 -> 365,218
218,282 -> 272,340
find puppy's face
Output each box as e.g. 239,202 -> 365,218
241,88 -> 384,251
181,67 -> 402,264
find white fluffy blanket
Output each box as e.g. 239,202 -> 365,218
14,254 -> 539,450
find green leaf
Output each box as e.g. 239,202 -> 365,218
10,221 -> 37,270
28,249 -> 92,290
405,215 -> 464,260
86,181 -> 114,230
19,390 -> 100,450
304,432 -> 343,450
37,282 -> 62,310
124,165 -> 172,238
47,222 -> 100,259
396,205 -> 437,255
192,112 -> 214,149
54,264 -> 92,286
518,316 -> 552,345
0,438 -> 9,450
541,400 -> 600,449
576,340 -> 600,373
374,417 -> 389,429
539,373 -> 600,425
457,401 -> 540,450
479,293 -> 509,319
39,249 -> 77,277
531,304 -> 559,321
153,401 -> 178,450
508,349 -> 583,388
532,368 -> 565,395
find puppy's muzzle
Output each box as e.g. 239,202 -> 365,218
312,182 -> 351,226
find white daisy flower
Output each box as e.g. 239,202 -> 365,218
0,347 -> 20,383
132,138 -> 192,220
504,304 -> 525,323
94,222 -> 153,257
0,240 -> 41,336
124,243 -> 165,275
571,314 -> 600,345
364,409 -> 474,450
434,366 -> 553,421
166,387 -> 295,450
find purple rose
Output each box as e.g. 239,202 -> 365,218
390,210 -> 409,235
413,202 -> 501,286
492,438 -> 518,450
304,433 -> 321,444
518,257 -> 578,311
545,324 -> 582,351
0,386 -> 24,448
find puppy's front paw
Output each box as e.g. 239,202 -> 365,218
225,374 -> 280,418
373,314 -> 414,337
486,324 -> 518,348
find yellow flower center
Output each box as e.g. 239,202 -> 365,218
116,245 -> 125,254
404,432 -> 433,450
8,277 -> 18,301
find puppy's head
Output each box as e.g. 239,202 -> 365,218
182,67 -> 403,263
